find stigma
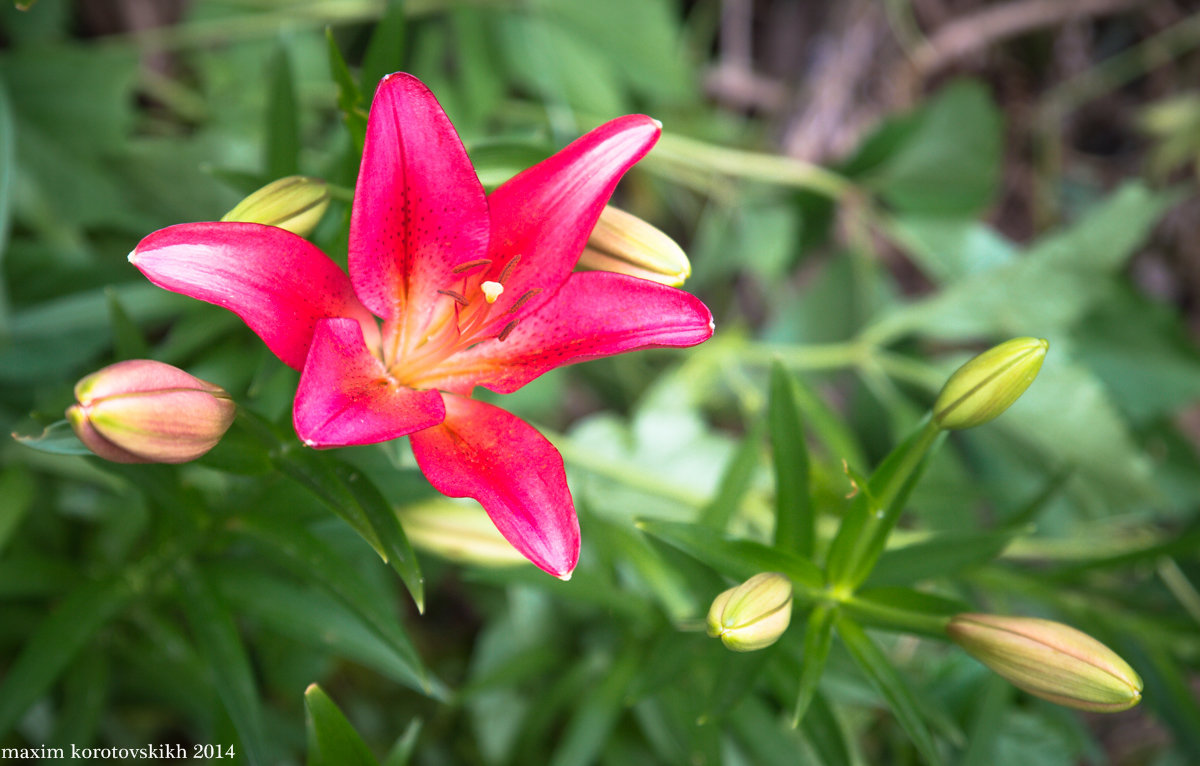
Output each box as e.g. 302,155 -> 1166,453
481,281 -> 504,304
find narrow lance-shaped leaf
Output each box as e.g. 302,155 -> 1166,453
360,0 -> 407,99
177,563 -> 268,766
637,519 -> 825,599
825,418 -> 944,590
837,616 -> 943,766
233,513 -> 434,697
768,360 -> 813,555
548,647 -> 641,766
266,43 -> 300,178
699,416 -> 766,530
273,447 -> 424,611
305,684 -> 380,766
0,577 -> 131,740
105,287 -> 150,360
792,604 -> 837,726
326,28 -> 367,152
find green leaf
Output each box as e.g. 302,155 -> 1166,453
273,448 -> 424,610
0,576 -> 131,739
837,616 -> 943,766
637,519 -> 824,598
232,513 -> 433,696
548,647 -> 640,766
326,28 -> 367,152
792,603 -> 837,726
176,562 -> 268,766
699,415 -> 765,530
213,568 -> 426,691
768,361 -> 813,555
866,527 -> 1024,587
0,465 -> 35,553
825,420 -> 944,591
360,0 -> 406,97
305,684 -> 380,766
866,183 -> 1177,343
106,286 -> 150,360
265,43 -> 300,178
874,80 -> 1002,215
381,719 -> 423,766
12,419 -> 91,456
0,78 -> 13,333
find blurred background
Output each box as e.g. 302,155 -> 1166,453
4,0 -> 1200,764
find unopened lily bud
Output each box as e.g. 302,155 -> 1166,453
933,337 -> 1048,430
947,613 -> 1142,713
397,499 -> 529,568
578,205 -> 692,286
221,175 -> 330,237
66,360 -> 236,464
706,572 -> 793,652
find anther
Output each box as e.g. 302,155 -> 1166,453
437,289 -> 470,306
506,288 -> 542,314
480,281 -> 504,304
452,258 -> 492,274
498,320 -> 519,342
498,254 -> 522,284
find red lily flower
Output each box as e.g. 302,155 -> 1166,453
129,73 -> 713,578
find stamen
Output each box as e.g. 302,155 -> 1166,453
452,258 -> 492,274
498,253 -> 522,284
498,320 -> 519,342
506,288 -> 542,314
437,289 -> 470,306
480,281 -> 504,304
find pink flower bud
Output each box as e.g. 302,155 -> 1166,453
947,613 -> 1142,712
66,360 -> 235,464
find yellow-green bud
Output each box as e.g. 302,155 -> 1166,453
66,360 -> 235,464
933,337 -> 1048,430
221,176 -> 330,238
577,205 -> 692,286
397,499 -> 530,568
706,572 -> 793,652
947,613 -> 1143,713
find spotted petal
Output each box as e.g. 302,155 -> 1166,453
294,318 -> 446,447
409,394 -> 579,578
130,222 -> 379,371
349,72 -> 490,346
425,271 -> 714,394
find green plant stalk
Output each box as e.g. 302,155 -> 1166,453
650,133 -> 855,200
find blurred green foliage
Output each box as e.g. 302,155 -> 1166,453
4,1 -> 1200,765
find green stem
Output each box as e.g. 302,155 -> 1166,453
840,594 -> 952,638
650,133 -> 856,200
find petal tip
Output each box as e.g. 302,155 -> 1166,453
127,248 -> 138,264
554,570 -> 574,582
650,117 -> 663,130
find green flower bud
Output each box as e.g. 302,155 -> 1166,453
221,176 -> 330,238
706,572 -> 793,652
933,337 -> 1048,430
66,360 -> 236,464
947,613 -> 1143,713
577,205 -> 692,286
397,499 -> 529,568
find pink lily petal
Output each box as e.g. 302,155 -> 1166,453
409,394 -> 580,578
130,222 -> 379,371
349,72 -> 489,344
294,318 -> 445,447
480,115 -> 661,321
424,271 -> 715,395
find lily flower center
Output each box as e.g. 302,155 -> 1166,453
380,254 -> 538,388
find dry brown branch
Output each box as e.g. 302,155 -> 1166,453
911,0 -> 1144,77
